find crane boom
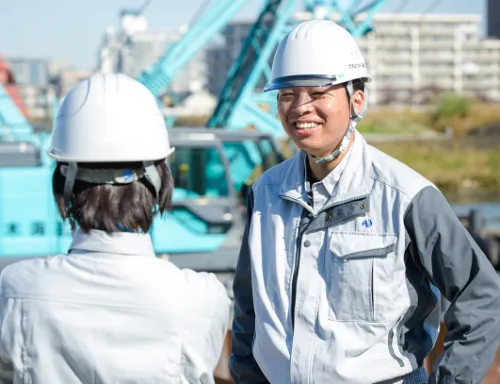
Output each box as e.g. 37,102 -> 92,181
137,0 -> 252,98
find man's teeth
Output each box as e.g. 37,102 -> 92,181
295,122 -> 319,129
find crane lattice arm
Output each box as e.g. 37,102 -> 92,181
208,0 -> 387,139
137,0 -> 252,98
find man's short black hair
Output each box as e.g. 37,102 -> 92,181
350,78 -> 367,93
52,161 -> 174,234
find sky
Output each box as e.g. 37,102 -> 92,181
0,0 -> 485,70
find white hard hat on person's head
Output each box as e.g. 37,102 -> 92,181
48,72 -> 175,205
49,72 -> 173,163
264,19 -> 371,91
265,20 -> 371,164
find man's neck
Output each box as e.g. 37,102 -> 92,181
306,133 -> 355,182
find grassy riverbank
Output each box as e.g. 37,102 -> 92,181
357,94 -> 500,136
360,96 -> 500,201
372,139 -> 500,202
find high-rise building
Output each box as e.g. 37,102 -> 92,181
487,0 -> 500,39
3,58 -> 56,118
98,12 -> 207,96
206,22 -> 253,98
7,58 -> 49,87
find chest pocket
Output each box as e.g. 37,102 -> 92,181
325,231 -> 398,323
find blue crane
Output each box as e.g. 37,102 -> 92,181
208,0 -> 387,139
137,0 -> 251,99
0,0 -> 385,272
204,0 -> 386,191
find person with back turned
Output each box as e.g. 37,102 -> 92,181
0,73 -> 231,383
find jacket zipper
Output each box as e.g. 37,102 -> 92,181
281,194 -> 369,331
281,195 -> 313,331
290,217 -> 310,330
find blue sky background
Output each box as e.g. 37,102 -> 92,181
0,0 -> 485,69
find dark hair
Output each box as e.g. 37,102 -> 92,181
350,78 -> 367,94
52,161 -> 174,234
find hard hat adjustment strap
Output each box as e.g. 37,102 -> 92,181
312,80 -> 363,164
60,166 -> 146,185
144,162 -> 161,200
312,121 -> 355,164
347,80 -> 368,122
63,162 -> 78,209
60,161 -> 164,209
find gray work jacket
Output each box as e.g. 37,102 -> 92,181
230,131 -> 500,384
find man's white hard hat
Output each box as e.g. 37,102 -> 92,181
264,19 -> 371,92
48,72 -> 173,163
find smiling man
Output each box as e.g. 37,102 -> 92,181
229,20 -> 500,384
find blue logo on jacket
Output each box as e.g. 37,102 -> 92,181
361,218 -> 373,228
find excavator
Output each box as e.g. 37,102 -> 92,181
0,0 -> 385,272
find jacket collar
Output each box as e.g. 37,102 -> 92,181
69,229 -> 156,257
304,139 -> 353,197
280,130 -> 373,209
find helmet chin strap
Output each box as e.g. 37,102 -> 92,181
311,80 -> 368,164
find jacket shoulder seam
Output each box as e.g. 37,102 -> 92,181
254,178 -> 287,191
370,173 -> 413,199
253,165 -> 290,190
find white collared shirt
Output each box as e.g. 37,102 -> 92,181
0,230 -> 230,383
304,136 -> 355,215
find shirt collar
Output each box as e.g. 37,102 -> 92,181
69,229 -> 156,257
304,134 -> 355,197
280,131 -> 373,207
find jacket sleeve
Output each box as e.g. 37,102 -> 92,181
0,358 -> 13,384
180,270 -> 231,383
229,188 -> 269,383
204,276 -> 232,372
404,186 -> 500,384
0,274 -> 14,384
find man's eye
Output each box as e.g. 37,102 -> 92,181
312,92 -> 325,96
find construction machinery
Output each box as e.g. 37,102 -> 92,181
172,127 -> 285,193
0,0 -> 386,273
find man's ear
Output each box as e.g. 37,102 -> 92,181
352,90 -> 365,116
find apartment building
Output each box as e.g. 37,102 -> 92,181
355,13 -> 500,104
208,13 -> 500,105
4,58 -> 56,118
7,58 -> 49,87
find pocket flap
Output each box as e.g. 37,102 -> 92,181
329,232 -> 397,258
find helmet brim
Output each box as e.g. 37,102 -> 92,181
264,74 -> 372,92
